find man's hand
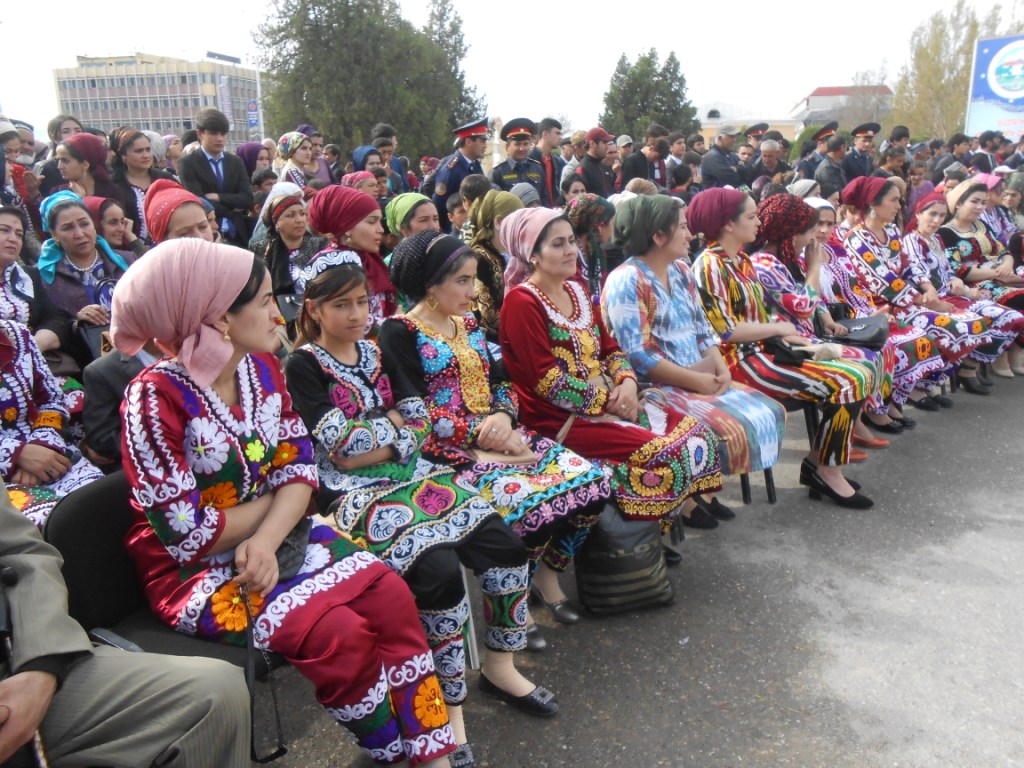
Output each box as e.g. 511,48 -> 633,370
0,671 -> 57,763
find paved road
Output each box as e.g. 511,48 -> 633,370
267,381 -> 1024,768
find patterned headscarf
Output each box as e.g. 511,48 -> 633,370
469,190 -> 523,252
144,178 -> 204,243
751,193 -> 818,264
906,190 -> 947,234
568,193 -> 616,295
277,132 -> 308,161
61,133 -> 111,182
390,229 -> 471,300
342,171 -> 375,188
500,207 -> 565,292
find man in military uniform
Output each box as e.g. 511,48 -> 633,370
841,122 -> 879,181
427,117 -> 489,232
491,118 -> 545,202
814,134 -> 849,196
745,123 -> 769,160
796,122 -> 839,180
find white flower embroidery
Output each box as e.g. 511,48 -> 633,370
166,500 -> 194,534
184,417 -> 230,475
256,393 -> 283,439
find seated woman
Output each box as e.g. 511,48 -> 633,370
497,208 -> 724,523
749,192 -> 912,438
601,195 -> 787,514
806,197 -> 948,411
688,188 -> 875,509
110,128 -> 175,246
0,317 -> 102,527
902,191 -> 1024,382
37,191 -> 135,367
976,172 -> 1017,246
842,177 -> 999,389
385,193 -> 440,244
467,190 -> 523,346
84,196 -> 148,257
0,206 -> 71,360
566,193 -> 616,308
110,239 -> 456,768
53,132 -> 124,204
306,185 -> 397,330
379,230 -> 610,642
277,132 -> 312,188
286,254 -> 556,745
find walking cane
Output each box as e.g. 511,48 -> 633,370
0,567 -> 51,768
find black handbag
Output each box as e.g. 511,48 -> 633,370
763,337 -> 813,366
574,503 -> 674,615
828,314 -> 890,351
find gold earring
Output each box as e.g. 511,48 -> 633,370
426,296 -> 439,311
342,233 -> 353,246
223,331 -> 231,343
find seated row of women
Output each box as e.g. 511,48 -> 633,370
1,169 -> 1021,767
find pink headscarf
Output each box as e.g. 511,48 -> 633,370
110,239 -> 256,389
500,207 -> 565,293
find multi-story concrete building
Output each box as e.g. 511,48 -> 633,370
53,53 -> 261,147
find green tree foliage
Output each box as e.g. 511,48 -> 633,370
256,0 -> 481,158
599,50 -> 700,139
425,0 -> 487,129
892,0 -> 1023,138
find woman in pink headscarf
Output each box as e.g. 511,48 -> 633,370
110,238 -> 456,767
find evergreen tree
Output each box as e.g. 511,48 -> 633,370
599,50 -> 700,139
425,0 -> 487,128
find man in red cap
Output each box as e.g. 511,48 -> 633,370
576,127 -> 615,196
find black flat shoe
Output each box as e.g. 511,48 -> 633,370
799,466 -> 874,509
479,674 -> 559,717
909,396 -> 940,412
867,419 -> 904,434
956,375 -> 991,395
698,496 -> 736,521
524,624 -> 547,652
893,415 -> 916,428
682,504 -> 719,529
662,544 -> 683,566
529,587 -> 580,624
931,394 -> 954,408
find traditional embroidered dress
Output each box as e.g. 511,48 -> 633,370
902,230 -> 1024,362
121,352 -> 455,766
285,340 -> 528,706
0,320 -> 101,527
981,205 -> 1017,246
601,257 -> 786,475
497,280 -> 720,520
379,313 -> 612,546
845,223 -> 993,366
938,219 -> 1024,309
693,243 -> 872,467
817,241 -> 947,403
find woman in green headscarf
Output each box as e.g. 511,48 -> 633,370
468,190 -> 523,343
384,192 -> 438,242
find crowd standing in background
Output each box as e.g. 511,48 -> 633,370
2,106 -> 1024,767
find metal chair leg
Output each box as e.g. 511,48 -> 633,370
739,473 -> 752,504
764,468 -> 777,504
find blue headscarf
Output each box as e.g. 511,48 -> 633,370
38,191 -> 129,284
351,145 -> 381,172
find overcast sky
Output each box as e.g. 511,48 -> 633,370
0,0 -> 1011,142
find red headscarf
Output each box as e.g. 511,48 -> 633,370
906,190 -> 947,234
63,133 -> 110,182
687,187 -> 747,240
307,185 -> 396,301
751,193 -> 818,264
144,178 -> 204,243
83,196 -> 112,232
841,176 -> 888,212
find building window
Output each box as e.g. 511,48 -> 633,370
131,99 -> 139,109
89,78 -> 97,88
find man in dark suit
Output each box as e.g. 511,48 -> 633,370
176,108 -> 253,246
81,348 -> 149,469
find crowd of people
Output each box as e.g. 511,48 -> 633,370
1,105 -> 1023,766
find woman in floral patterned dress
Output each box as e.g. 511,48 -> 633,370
112,238 -> 456,768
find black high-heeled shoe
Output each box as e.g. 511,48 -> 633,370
800,459 -> 860,490
799,464 -> 874,509
529,587 -> 580,624
956,374 -> 991,395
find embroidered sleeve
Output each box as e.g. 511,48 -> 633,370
750,252 -> 821,320
900,233 -> 934,287
121,376 -> 225,566
264,363 -> 318,492
601,265 -> 664,376
24,327 -> 68,452
844,227 -> 919,308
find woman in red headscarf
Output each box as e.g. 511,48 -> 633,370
306,185 -> 397,332
690,187 -> 875,509
143,179 -> 215,244
83,196 -> 148,257
54,133 -> 124,204
842,177 -> 996,391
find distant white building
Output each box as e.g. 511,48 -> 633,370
789,85 -> 893,123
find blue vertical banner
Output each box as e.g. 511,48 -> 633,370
966,35 -> 1024,139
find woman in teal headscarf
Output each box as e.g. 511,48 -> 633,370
38,190 -> 134,364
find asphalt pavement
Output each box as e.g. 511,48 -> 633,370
267,379 -> 1024,768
